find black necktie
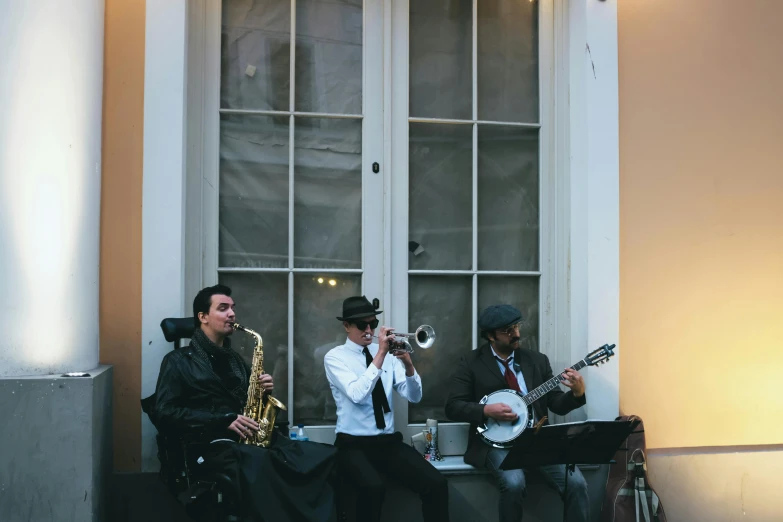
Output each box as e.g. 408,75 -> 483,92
363,347 -> 391,429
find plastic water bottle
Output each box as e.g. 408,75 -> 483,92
297,424 -> 309,442
289,430 -> 298,440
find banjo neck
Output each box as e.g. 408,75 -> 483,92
521,359 -> 588,407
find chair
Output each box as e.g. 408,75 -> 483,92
140,317 -> 240,522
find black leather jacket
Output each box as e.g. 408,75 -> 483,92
144,344 -> 250,442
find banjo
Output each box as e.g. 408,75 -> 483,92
477,344 -> 616,448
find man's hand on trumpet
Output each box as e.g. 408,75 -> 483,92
377,325 -> 394,355
382,327 -> 415,375
393,348 -> 414,376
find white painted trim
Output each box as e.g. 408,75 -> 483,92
203,1 -> 221,287
584,0 -> 620,420
552,0 -> 619,422
287,0 -> 297,424
364,0 -> 386,323
538,0 -> 556,401
389,0 -> 410,434
184,0 -> 206,305
141,0 -> 189,471
219,109 -> 363,118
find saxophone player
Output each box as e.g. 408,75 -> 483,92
147,284 -> 337,522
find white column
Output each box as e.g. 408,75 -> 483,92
563,0 -> 620,420
581,0 -> 620,419
140,0 -> 188,471
584,0 -> 620,420
0,0 -> 105,377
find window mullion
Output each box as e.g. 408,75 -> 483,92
287,0 -> 296,426
472,0 -> 479,351
472,0 -> 478,122
287,271 -> 294,425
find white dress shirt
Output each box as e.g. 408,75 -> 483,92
324,337 -> 423,436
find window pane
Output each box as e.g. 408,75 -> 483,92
477,0 -> 538,123
293,273 -> 362,425
477,125 -> 539,271
296,0 -> 362,114
294,118 -> 362,269
478,276 -> 539,353
408,275 -> 472,423
221,0 -> 291,111
219,114 -> 289,268
218,273 -> 290,411
409,123 -> 473,270
410,0 -> 472,120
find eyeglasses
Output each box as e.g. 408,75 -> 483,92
497,322 -> 522,337
352,318 -> 379,331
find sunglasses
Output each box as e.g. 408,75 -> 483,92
352,318 -> 379,331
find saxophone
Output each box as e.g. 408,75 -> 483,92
232,322 -> 287,448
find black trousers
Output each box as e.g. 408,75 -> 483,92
335,432 -> 449,522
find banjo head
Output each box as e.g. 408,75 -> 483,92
478,389 -> 530,448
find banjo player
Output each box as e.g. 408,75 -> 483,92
444,304 -> 589,522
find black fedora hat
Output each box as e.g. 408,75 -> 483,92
336,295 -> 382,321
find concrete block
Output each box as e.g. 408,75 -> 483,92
0,366 -> 113,522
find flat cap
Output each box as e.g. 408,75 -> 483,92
478,304 -> 522,331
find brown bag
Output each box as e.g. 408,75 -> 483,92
599,415 -> 667,522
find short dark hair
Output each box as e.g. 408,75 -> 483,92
193,284 -> 232,328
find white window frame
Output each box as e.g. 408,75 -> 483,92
184,0 -> 386,443
388,0 -> 558,453
140,0 -> 620,471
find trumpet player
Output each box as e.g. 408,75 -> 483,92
146,284 -> 337,522
324,295 -> 450,522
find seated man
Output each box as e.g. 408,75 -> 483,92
445,304 -> 589,522
324,296 -> 450,522
145,284 -> 337,522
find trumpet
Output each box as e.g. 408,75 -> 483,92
373,325 -> 436,354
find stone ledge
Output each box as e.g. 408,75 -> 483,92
430,456 -> 487,475
431,455 -> 600,475
0,366 -> 113,522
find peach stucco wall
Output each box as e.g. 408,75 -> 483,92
100,0 -> 145,471
619,0 -> 783,449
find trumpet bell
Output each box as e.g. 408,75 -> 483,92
388,324 -> 435,354
414,324 -> 435,349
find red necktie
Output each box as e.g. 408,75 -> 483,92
497,357 -> 521,393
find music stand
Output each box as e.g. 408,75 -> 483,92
500,419 -> 639,522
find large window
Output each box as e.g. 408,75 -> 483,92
404,0 -> 542,425
212,0 -> 383,438
195,0 -> 550,446
392,0 -> 552,442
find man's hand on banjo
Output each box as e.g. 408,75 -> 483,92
559,368 -> 585,397
484,403 -> 519,422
